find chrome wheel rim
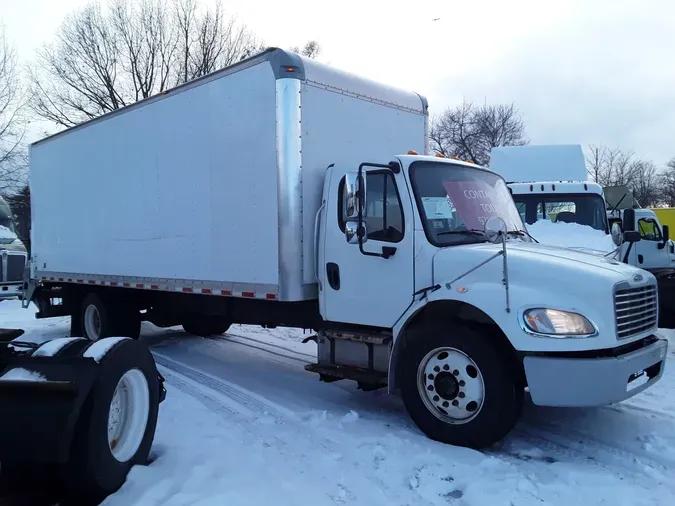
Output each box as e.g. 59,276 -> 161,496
417,347 -> 485,424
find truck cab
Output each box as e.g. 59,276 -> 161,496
0,195 -> 27,300
315,152 -> 667,447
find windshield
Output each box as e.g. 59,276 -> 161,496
512,193 -> 609,233
410,161 -> 526,245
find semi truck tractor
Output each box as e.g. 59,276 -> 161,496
0,195 -> 27,300
1,49 -> 667,502
490,145 -> 675,328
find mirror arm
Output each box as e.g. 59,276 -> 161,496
622,241 -> 635,264
356,161 -> 400,260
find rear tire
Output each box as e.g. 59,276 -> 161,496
80,292 -> 141,341
64,338 -> 160,504
400,321 -> 523,449
182,318 -> 231,337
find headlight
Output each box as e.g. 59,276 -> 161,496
523,308 -> 596,337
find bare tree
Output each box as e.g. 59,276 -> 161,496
587,145 -> 662,207
28,0 -> 262,127
173,0 -> 262,83
630,159 -> 660,207
0,26 -> 27,194
289,41 -> 321,59
660,158 -> 675,207
430,100 -> 527,166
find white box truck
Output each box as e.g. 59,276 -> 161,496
490,145 -> 675,328
0,195 -> 27,300
2,49 -> 667,501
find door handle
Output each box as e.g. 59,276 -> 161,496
326,262 -> 340,290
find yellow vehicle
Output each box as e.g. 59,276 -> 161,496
651,208 -> 675,233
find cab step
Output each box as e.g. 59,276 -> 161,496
304,363 -> 387,391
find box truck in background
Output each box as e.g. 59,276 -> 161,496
491,145 -> 675,328
2,49 -> 666,502
0,195 -> 27,300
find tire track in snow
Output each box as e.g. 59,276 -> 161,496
153,352 -> 426,505
509,423 -> 674,486
204,334 -> 313,365
153,353 -> 299,420
521,419 -> 675,471
223,332 -> 315,360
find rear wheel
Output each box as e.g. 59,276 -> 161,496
80,292 -> 141,341
400,321 -> 523,449
182,317 -> 231,337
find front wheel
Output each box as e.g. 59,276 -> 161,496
400,321 -> 523,449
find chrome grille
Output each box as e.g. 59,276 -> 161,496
614,284 -> 658,339
6,254 -> 25,282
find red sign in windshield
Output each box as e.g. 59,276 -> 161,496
443,180 -> 520,230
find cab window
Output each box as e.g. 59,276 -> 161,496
338,172 -> 404,243
638,218 -> 662,241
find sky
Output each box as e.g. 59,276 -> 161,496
3,0 -> 674,165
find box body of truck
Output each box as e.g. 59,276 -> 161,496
28,49 -> 428,303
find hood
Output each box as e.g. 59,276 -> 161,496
432,240 -> 652,292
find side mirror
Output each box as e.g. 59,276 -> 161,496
344,171 -> 367,244
623,230 -> 641,244
343,171 -> 366,220
484,216 -> 507,244
611,222 -> 624,246
659,225 -> 670,249
623,208 -> 636,232
345,221 -> 368,244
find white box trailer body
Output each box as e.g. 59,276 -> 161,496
29,49 -> 428,302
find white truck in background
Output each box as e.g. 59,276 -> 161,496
3,49 -> 667,501
0,195 -> 27,300
490,144 -> 675,328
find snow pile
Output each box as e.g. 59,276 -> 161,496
0,225 -> 17,240
0,367 -> 46,382
527,219 -> 617,254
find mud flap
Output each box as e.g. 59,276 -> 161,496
0,356 -> 100,464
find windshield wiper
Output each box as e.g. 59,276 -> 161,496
506,230 -> 539,243
435,229 -> 486,238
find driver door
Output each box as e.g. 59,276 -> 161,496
321,168 -> 415,328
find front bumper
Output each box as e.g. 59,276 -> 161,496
524,336 -> 667,407
0,283 -> 22,301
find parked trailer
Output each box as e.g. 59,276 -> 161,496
5,49 -> 667,502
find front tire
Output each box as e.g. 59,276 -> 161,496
400,321 -> 523,449
65,338 -> 160,504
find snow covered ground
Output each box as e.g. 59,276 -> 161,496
2,299 -> 675,506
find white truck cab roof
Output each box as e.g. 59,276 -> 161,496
508,180 -> 604,196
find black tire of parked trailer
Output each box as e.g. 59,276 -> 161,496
182,317 -> 231,337
80,292 -> 141,341
0,337 -> 161,505
400,321 -> 524,449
